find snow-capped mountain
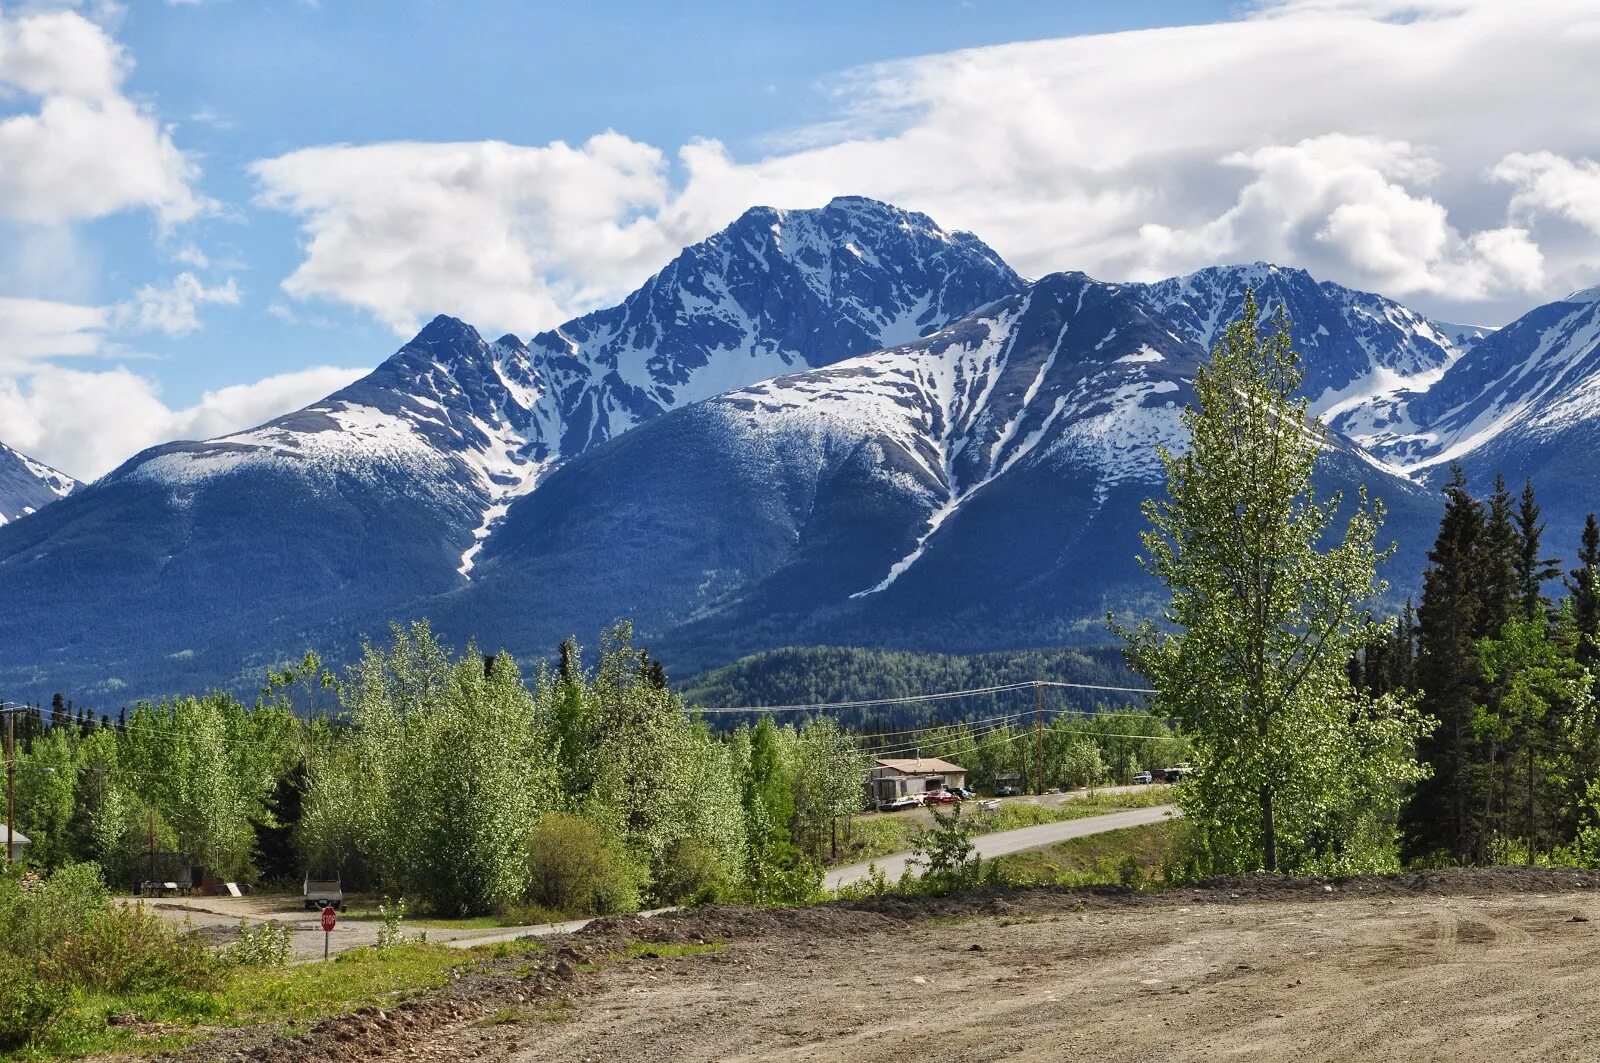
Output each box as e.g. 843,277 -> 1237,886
6,193 -> 1597,704
1135,263 -> 1490,435
1358,286 -> 1600,557
424,272 -> 1438,671
1351,286 -> 1600,474
0,441 -> 75,526
0,198 -> 1020,699
522,195 -> 1023,458
111,197 -> 1023,579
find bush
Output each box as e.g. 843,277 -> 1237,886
653,838 -> 732,905
225,919 -> 293,967
0,965 -> 68,1051
911,806 -> 982,894
1,863 -> 217,996
524,814 -> 637,917
375,897 -> 424,951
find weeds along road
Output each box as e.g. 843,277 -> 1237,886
824,804 -> 1180,890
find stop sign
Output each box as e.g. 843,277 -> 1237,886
320,906 -> 337,932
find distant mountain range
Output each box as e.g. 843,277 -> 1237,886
2,196 -> 1597,704
0,442 -> 75,527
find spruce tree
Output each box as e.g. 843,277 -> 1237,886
1477,475 -> 1518,639
1405,467 -> 1484,862
1570,514 -> 1600,671
1514,479 -> 1560,621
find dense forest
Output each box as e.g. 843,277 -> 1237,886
679,645 -> 1143,725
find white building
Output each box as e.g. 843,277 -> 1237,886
868,757 -> 968,803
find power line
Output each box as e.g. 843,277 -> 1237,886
687,678 -> 1155,715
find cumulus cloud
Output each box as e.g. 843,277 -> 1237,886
0,364 -> 368,480
1496,152 -> 1600,236
250,134 -> 673,337
112,272 -> 241,337
0,9 -> 202,225
1136,135 -> 1543,297
251,0 -> 1600,333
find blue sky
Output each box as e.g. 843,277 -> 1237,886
3,0 -> 1598,478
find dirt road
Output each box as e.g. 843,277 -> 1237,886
133,894 -> 562,961
824,804 -> 1179,889
298,869 -> 1600,1063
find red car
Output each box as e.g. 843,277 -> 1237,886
925,790 -> 958,805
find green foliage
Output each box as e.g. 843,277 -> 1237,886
300,622 -> 554,915
1406,473 -> 1600,866
681,645 -> 1140,726
224,919 -> 292,967
524,813 -> 637,917
0,863 -> 218,1053
1119,288 -> 1428,876
374,897 -> 423,951
910,806 -> 982,894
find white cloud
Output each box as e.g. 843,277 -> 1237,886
251,0 -> 1600,333
1135,135 -> 1543,298
250,133 -> 673,337
0,9 -> 202,225
0,295 -> 107,371
0,364 -> 367,480
112,272 -> 240,337
1496,152 -> 1600,235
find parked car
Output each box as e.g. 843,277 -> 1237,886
878,795 -> 922,812
1131,771 -> 1154,785
995,784 -> 1020,797
953,787 -> 977,799
925,790 -> 958,805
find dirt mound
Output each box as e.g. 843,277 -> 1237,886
574,867 -> 1600,952
166,867 -> 1600,1061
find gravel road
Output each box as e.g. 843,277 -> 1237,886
824,804 -> 1179,889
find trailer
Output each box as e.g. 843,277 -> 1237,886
302,875 -> 345,911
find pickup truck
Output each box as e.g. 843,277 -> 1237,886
303,876 -> 345,911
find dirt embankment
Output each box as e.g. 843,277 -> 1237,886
171,867 -> 1600,1062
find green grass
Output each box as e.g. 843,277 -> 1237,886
621,941 -> 722,960
4,938 -> 544,1062
837,786 -> 1175,866
988,820 -> 1189,888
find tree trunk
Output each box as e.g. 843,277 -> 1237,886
1260,784 -> 1277,873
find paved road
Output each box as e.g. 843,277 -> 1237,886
823,804 -> 1179,891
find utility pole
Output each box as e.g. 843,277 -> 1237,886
1033,681 -> 1044,795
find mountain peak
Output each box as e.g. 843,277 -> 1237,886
409,314 -> 485,351
0,440 -> 77,526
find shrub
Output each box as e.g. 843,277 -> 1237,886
0,965 -> 67,1051
524,814 -> 637,916
911,806 -> 982,895
375,896 -> 424,951
225,919 -> 293,967
653,838 -> 731,905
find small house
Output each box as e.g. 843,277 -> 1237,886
868,756 -> 968,804
2,826 -> 30,861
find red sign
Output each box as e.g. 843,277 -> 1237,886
320,906 -> 337,932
